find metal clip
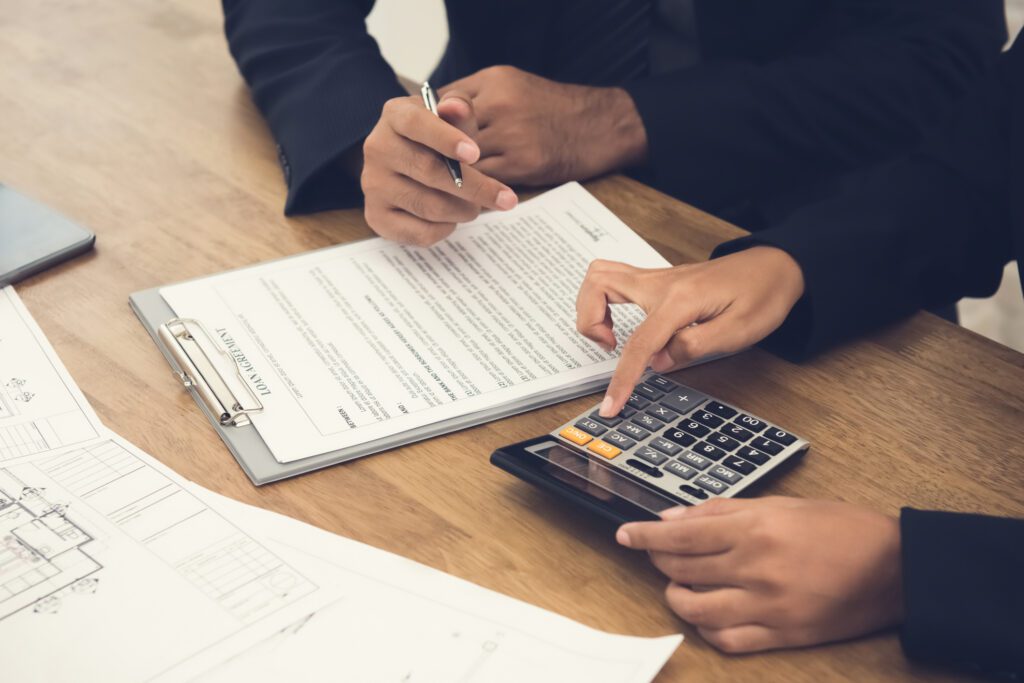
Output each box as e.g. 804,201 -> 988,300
157,318 -> 264,427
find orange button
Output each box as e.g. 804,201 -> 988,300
588,439 -> 621,459
559,426 -> 593,446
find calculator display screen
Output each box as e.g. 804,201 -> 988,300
525,441 -> 684,516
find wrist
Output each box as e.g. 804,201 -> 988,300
752,246 -> 806,304
879,514 -> 906,627
578,86 -> 648,175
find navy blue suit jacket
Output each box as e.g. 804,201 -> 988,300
716,34 -> 1024,678
222,0 -> 1005,223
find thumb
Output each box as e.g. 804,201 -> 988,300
437,90 -> 479,138
660,497 -> 746,521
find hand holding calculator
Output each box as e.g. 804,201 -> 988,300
491,373 -> 809,522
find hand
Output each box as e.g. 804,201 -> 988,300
439,66 -> 647,186
361,94 -> 518,246
574,247 -> 805,418
617,497 -> 904,653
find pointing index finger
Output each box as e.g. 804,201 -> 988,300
600,307 -> 687,416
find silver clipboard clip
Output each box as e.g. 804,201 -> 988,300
157,318 -> 264,427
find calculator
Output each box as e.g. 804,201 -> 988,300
491,373 -> 809,523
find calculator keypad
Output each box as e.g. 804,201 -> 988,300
619,423 -> 650,440
575,419 -> 607,437
590,412 -> 622,428
553,373 -> 808,505
604,432 -> 636,450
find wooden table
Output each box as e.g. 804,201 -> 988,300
4,1 -> 1023,680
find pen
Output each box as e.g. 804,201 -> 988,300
420,81 -> 464,188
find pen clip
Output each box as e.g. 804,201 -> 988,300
420,81 -> 439,115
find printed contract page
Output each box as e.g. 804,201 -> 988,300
160,183 -> 669,463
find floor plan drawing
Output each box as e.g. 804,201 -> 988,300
0,287 -> 104,462
0,468 -> 101,621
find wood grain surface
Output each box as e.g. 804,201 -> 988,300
3,1 -> 1022,680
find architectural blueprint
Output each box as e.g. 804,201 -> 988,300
0,287 -> 103,460
0,468 -> 100,620
0,435 -> 334,682
185,489 -> 682,683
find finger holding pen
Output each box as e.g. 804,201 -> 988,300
421,82 -> 465,188
361,90 -> 518,246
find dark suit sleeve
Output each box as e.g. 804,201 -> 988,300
624,0 -> 1006,215
707,43 -> 1023,674
899,509 -> 1024,678
711,37 -> 1019,360
222,0 -> 406,214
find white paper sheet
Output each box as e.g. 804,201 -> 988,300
0,287 -> 104,460
159,182 -> 670,463
0,285 -> 680,682
185,487 -> 683,683
0,434 -> 337,682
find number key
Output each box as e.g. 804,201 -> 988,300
693,411 -> 723,428
737,446 -> 771,465
692,441 -> 727,461
750,437 -> 783,455
721,423 -> 754,442
734,414 -> 768,432
663,429 -> 696,448
706,433 -> 741,452
679,420 -> 710,438
764,427 -> 797,446
722,455 -> 756,475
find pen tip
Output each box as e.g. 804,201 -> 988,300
455,179 -> 463,188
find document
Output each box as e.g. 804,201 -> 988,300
160,182 -> 669,462
185,487 -> 683,683
0,288 -> 337,681
1,285 -> 681,682
0,434 -> 335,683
0,287 -> 103,461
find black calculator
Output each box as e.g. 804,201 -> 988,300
491,373 -> 809,523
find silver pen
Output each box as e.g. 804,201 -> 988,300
420,81 -> 464,188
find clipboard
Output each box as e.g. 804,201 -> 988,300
129,287 -> 613,485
